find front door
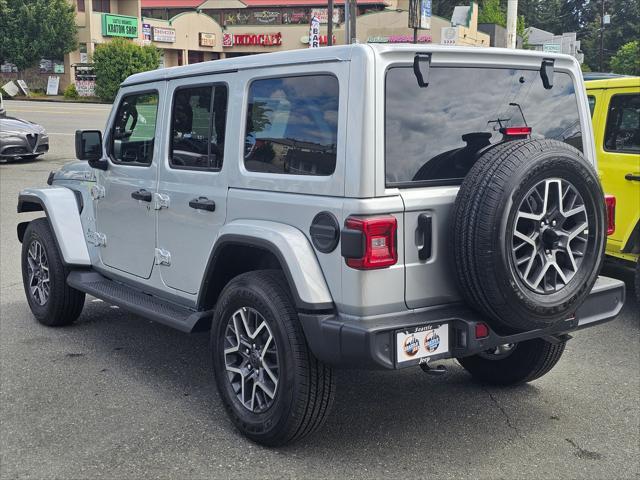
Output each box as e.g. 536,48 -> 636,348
156,79 -> 230,294
597,90 -> 640,254
95,85 -> 164,278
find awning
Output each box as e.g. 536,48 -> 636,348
199,0 -> 248,8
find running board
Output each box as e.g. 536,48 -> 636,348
66,270 -> 212,333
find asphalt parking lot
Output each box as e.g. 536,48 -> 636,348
1,99 -> 638,479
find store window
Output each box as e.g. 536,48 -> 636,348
282,8 -> 309,24
244,75 -> 339,176
92,0 -> 110,13
77,0 -> 85,12
170,85 -> 228,170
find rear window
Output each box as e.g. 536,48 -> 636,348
385,66 -> 583,186
244,75 -> 339,176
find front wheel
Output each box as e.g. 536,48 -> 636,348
457,337 -> 566,386
211,270 -> 335,446
21,218 -> 85,326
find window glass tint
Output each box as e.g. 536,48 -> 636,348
110,92 -> 158,166
244,75 -> 338,176
588,95 -> 596,116
385,67 -> 583,185
604,94 -> 640,153
170,85 -> 228,170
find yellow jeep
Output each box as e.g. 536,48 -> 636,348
586,76 -> 640,301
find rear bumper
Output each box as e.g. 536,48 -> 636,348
299,276 -> 625,369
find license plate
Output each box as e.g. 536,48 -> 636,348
396,323 -> 449,364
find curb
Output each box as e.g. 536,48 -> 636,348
5,96 -> 109,105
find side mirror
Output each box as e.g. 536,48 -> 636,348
75,130 -> 108,170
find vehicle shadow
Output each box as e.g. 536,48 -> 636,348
8,297 -> 555,463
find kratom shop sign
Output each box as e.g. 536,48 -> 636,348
102,14 -> 138,38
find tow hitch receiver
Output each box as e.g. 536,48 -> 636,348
419,357 -> 447,375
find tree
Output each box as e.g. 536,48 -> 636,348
0,0 -> 77,72
92,39 -> 160,102
477,0 -> 527,40
610,41 -> 640,75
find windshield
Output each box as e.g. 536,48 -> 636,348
385,66 -> 583,186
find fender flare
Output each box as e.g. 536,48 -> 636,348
17,187 -> 91,266
199,220 -> 334,311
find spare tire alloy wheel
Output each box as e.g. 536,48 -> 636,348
452,139 -> 606,332
224,307 -> 279,413
512,178 -> 589,294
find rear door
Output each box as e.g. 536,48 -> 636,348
156,77 -> 231,294
597,89 -> 640,254
384,64 -> 588,308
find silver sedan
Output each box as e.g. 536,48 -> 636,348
0,116 -> 49,161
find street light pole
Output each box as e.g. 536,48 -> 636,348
599,0 -> 605,71
506,0 -> 518,49
344,0 -> 350,44
328,0 -> 333,45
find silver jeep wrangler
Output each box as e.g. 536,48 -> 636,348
17,45 -> 625,446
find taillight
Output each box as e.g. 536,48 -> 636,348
605,195 -> 616,235
475,322 -> 490,339
500,126 -> 532,136
343,216 -> 397,269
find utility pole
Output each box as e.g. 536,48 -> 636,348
328,0 -> 333,45
344,0 -> 350,44
506,0 -> 518,49
599,0 -> 605,71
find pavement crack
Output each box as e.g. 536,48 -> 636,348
565,438 -> 603,460
483,386 -> 523,439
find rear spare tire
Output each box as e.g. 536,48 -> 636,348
452,139 -> 606,332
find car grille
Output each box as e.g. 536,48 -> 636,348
26,134 -> 38,151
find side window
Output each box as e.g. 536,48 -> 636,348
110,92 -> 159,166
244,75 -> 339,176
170,84 -> 228,170
588,95 -> 596,116
604,94 -> 640,153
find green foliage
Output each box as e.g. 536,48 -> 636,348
610,41 -> 640,75
580,62 -> 592,73
64,83 -> 79,99
92,39 -> 160,102
0,0 -> 77,71
478,0 -> 506,25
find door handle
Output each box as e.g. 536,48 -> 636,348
131,189 -> 152,202
625,173 -> 640,182
417,213 -> 432,261
189,196 -> 216,212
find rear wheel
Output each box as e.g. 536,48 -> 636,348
21,218 -> 85,326
211,270 -> 335,446
458,338 -> 566,386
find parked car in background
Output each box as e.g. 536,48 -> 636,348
586,76 -> 640,302
0,115 -> 49,161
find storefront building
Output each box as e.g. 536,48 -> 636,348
1,0 -> 489,95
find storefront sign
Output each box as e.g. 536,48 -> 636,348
16,80 -> 30,96
222,33 -> 234,47
226,33 -> 282,47
367,34 -> 432,43
253,11 -> 280,24
309,16 -> 320,48
76,80 -> 96,97
199,32 -> 216,47
543,43 -> 561,53
152,26 -> 176,43
46,76 -> 60,96
441,27 -> 458,45
102,14 -> 138,38
142,23 -> 152,40
310,8 -> 341,24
